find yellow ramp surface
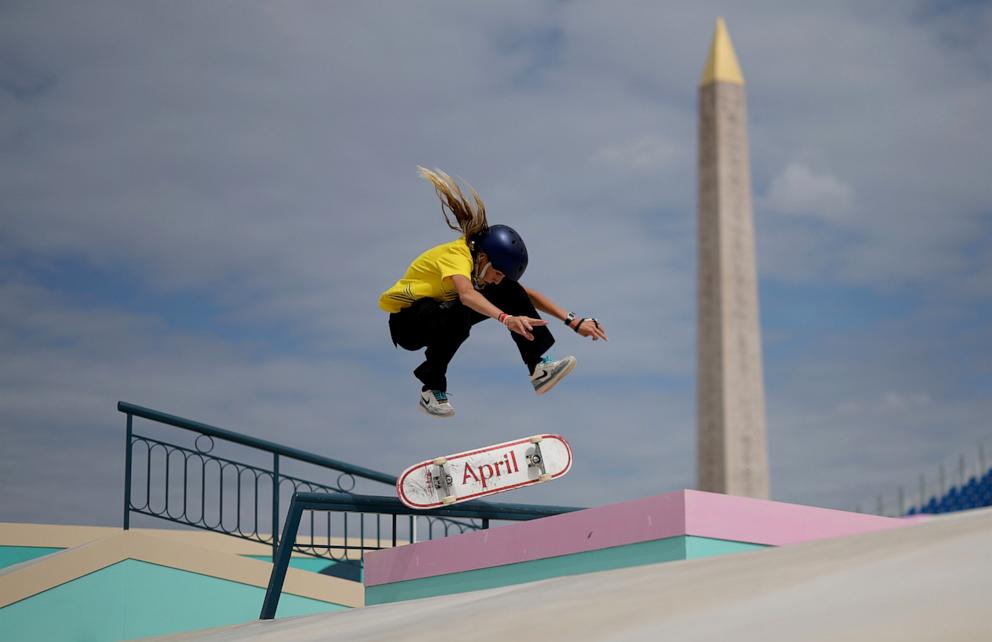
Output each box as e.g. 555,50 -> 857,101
149,507 -> 992,642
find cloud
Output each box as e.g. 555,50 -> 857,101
1,1 -> 991,527
763,163 -> 853,220
0,270 -> 693,524
592,135 -> 681,173
834,391 -> 932,417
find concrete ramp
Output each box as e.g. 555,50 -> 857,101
150,506 -> 992,642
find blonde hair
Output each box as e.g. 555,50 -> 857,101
417,166 -> 489,240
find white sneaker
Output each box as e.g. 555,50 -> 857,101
530,355 -> 577,395
419,389 -> 455,418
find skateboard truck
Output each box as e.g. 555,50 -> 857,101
431,457 -> 457,505
527,436 -> 552,482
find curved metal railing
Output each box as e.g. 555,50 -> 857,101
120,402 -> 473,558
119,402 -> 580,567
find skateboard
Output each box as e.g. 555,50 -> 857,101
397,434 -> 572,510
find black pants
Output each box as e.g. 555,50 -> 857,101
388,279 -> 555,392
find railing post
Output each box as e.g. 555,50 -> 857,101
124,413 -> 133,530
272,454 -> 280,559
260,495 -> 304,620
919,473 -> 926,509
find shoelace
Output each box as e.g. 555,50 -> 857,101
532,356 -> 554,378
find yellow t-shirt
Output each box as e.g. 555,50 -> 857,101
379,238 -> 473,313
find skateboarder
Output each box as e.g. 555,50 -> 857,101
380,167 -> 608,418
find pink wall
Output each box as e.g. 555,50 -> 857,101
365,489 -> 911,587
682,490 -> 908,546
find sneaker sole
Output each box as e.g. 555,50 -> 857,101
419,400 -> 455,418
534,357 -> 577,396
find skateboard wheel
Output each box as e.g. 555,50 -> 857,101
528,435 -> 544,444
441,496 -> 456,505
432,457 -> 447,465
539,473 -> 552,482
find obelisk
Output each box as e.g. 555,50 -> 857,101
696,18 -> 770,498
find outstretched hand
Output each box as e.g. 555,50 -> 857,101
575,318 -> 608,342
505,315 -> 547,341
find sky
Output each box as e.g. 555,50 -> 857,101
1,0 -> 991,527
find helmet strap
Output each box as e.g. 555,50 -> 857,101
474,260 -> 490,290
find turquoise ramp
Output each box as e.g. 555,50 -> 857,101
0,559 -> 346,642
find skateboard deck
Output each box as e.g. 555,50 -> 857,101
397,434 -> 572,510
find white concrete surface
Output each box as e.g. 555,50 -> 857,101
148,506 -> 992,642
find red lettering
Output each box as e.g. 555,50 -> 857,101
461,452 -> 521,491
479,464 -> 495,488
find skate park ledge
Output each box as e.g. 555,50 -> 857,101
364,489 -> 912,604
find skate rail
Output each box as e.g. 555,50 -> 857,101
260,492 -> 580,619
119,401 -> 476,560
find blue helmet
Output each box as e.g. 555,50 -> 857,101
475,224 -> 528,281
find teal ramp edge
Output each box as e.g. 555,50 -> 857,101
685,536 -> 766,559
0,559 -> 348,642
367,536 -> 765,605
0,546 -> 63,570
242,554 -> 333,573
242,554 -> 363,581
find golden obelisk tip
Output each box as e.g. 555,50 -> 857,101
700,17 -> 744,87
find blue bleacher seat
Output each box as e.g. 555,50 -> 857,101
903,470 -> 992,515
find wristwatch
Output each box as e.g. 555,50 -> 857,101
564,312 -> 576,327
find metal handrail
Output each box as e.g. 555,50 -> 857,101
259,492 -> 581,619
119,401 -> 582,572
287,491 -> 581,521
119,401 -> 405,559
118,401 -> 395,485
